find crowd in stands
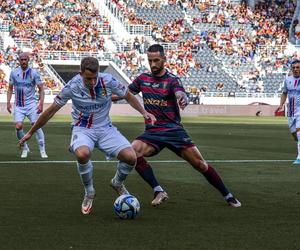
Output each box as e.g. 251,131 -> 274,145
109,0 -> 295,94
1,0 -> 109,52
0,68 -> 7,94
0,0 -> 299,96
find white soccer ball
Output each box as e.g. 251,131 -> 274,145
113,194 -> 140,219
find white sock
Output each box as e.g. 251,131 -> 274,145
35,128 -> 45,152
77,161 -> 95,196
153,186 -> 164,193
297,131 -> 300,159
224,193 -> 233,200
113,161 -> 134,185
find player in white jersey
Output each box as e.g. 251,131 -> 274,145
278,59 -> 300,165
7,52 -> 48,158
19,57 -> 156,215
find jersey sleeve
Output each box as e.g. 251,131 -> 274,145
108,75 -> 128,97
128,76 -> 141,94
54,84 -> 72,106
170,77 -> 186,95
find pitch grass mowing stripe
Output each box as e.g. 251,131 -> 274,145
0,159 -> 293,164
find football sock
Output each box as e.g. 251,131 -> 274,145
297,131 -> 300,159
77,160 -> 95,196
135,156 -> 161,190
35,128 -> 46,151
154,186 -> 164,193
16,129 -> 28,150
113,161 -> 134,185
202,164 -> 229,197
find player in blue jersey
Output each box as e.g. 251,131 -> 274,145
7,52 -> 48,158
129,44 -> 241,207
278,59 -> 300,165
19,57 -> 156,215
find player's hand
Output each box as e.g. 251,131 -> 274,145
143,111 -> 156,125
19,133 -> 32,149
7,103 -> 12,114
37,103 -> 43,114
277,105 -> 284,112
177,96 -> 188,110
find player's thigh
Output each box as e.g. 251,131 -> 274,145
132,139 -> 157,157
13,106 -> 26,124
70,127 -> 96,153
96,125 -> 131,158
288,116 -> 296,133
133,131 -> 167,157
26,105 -> 39,124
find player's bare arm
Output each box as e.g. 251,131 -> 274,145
175,91 -> 188,110
278,92 -> 287,111
6,84 -> 13,114
123,91 -> 156,125
19,102 -> 61,147
37,83 -> 45,114
111,94 -> 123,102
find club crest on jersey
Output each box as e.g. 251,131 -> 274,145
117,83 -> 126,92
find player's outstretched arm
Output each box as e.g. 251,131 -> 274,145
124,91 -> 156,125
19,102 -> 61,147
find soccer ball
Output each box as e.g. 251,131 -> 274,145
113,194 -> 140,219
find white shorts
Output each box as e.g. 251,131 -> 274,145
14,104 -> 39,124
70,124 -> 131,157
288,116 -> 300,133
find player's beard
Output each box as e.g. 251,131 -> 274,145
151,67 -> 163,76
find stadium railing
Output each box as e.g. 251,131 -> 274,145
37,51 -> 114,61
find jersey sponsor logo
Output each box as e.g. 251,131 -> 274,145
72,134 -> 78,141
152,83 -> 160,88
144,98 -> 167,106
143,82 -> 151,86
77,101 -> 108,112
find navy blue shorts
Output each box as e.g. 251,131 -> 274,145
135,127 -> 195,157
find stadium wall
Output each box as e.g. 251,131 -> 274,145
0,102 -> 278,117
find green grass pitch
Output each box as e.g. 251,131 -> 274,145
0,115 -> 300,249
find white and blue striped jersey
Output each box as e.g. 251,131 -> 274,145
54,73 -> 128,128
282,76 -> 300,117
9,67 -> 42,107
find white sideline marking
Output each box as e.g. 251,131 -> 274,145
0,159 -> 293,164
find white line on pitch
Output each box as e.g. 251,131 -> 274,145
0,159 -> 293,164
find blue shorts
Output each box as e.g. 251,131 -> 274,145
136,127 -> 195,157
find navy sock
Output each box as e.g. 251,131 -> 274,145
135,156 -> 160,189
202,164 -> 229,196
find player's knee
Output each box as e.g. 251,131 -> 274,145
75,147 -> 91,163
131,141 -> 143,155
15,123 -> 23,130
192,159 -> 208,173
118,147 -> 137,166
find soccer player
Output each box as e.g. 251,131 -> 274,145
129,44 -> 241,207
19,57 -> 156,215
7,52 -> 48,158
278,59 -> 300,165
